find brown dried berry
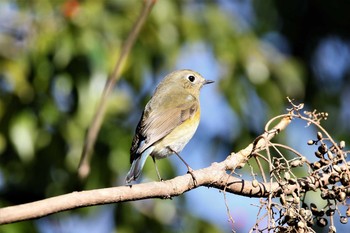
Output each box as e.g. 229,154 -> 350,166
328,173 -> 339,184
328,226 -> 336,233
297,221 -> 305,229
316,217 -> 328,227
321,190 -> 329,199
345,187 -> 350,195
317,132 -> 323,140
337,151 -> 343,158
333,165 -> 341,174
346,206 -> 350,217
315,151 -> 323,159
316,209 -> 325,217
312,161 -> 321,170
318,143 -> 328,154
320,158 -> 330,166
340,216 -> 348,224
307,140 -> 315,145
326,208 -> 335,216
336,191 -> 346,202
310,203 -> 318,214
340,172 -> 350,186
299,208 -> 307,217
328,190 -> 336,199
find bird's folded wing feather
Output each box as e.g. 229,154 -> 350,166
130,100 -> 198,162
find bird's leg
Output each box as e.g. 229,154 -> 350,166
167,146 -> 197,186
152,156 -> 163,181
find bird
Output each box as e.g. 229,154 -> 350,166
125,69 -> 214,184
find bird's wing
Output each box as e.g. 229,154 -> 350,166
130,99 -> 198,163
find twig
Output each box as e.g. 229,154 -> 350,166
253,155 -> 267,183
78,0 -> 157,178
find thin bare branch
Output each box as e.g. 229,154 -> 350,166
78,0 -> 157,179
253,155 -> 267,183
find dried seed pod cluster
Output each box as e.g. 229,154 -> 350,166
271,130 -> 349,232
304,131 -> 350,231
250,103 -> 349,232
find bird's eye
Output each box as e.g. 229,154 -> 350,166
188,75 -> 196,82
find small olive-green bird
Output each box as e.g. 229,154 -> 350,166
125,69 -> 214,183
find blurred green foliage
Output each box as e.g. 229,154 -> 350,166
0,0 -> 349,232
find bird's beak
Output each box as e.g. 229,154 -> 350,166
204,79 -> 214,85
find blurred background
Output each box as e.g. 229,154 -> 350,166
0,0 -> 350,232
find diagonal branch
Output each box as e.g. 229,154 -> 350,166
78,0 -> 157,179
0,157 -> 336,225
0,116 -> 294,225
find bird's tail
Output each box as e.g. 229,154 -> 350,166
125,146 -> 154,184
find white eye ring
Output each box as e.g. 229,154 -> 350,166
187,75 -> 196,82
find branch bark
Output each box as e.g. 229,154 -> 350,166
0,116 -> 296,224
